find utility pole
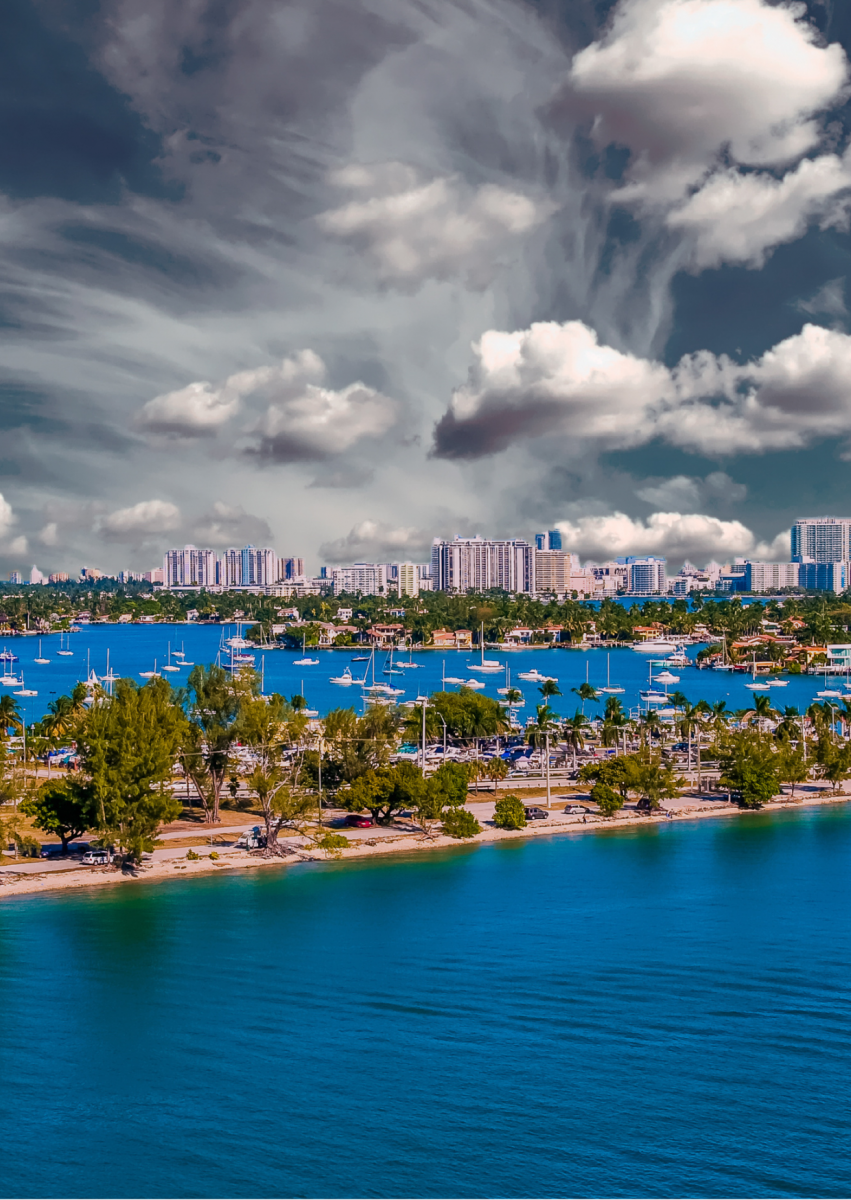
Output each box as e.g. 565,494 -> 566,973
545,730 -> 551,809
421,699 -> 427,772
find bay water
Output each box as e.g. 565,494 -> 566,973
1,804 -> 850,1197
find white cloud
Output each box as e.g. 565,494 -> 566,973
319,519 -> 432,562
667,151 -> 851,268
246,379 -> 399,462
137,380 -> 243,437
96,499 -> 181,541
555,510 -> 789,564
434,319 -> 851,458
565,0 -> 848,204
557,0 -> 850,267
0,493 -> 15,536
38,522 -> 59,547
317,162 -> 548,288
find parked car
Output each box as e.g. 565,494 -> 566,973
566,805 -> 589,815
235,827 -> 266,849
39,842 -> 90,858
344,814 -> 374,828
81,849 -> 113,865
524,806 -> 549,820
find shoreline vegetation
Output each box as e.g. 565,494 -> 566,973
3,789 -> 847,901
5,629 -> 851,899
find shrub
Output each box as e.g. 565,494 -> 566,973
186,849 -> 200,860
209,851 -> 220,860
590,781 -> 624,818
441,808 -> 482,839
317,833 -> 349,851
493,795 -> 527,830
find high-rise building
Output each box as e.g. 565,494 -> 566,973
618,556 -> 667,595
10,571 -> 22,585
240,546 -> 277,587
744,561 -> 800,592
396,562 -> 421,597
535,531 -> 563,551
534,550 -> 578,596
791,518 -> 851,562
330,563 -> 389,596
431,537 -> 534,593
48,572 -> 69,584
164,546 -> 216,588
30,565 -> 46,585
798,560 -> 848,592
279,557 -> 305,581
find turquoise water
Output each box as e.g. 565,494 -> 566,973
1,805 -> 850,1197
3,624 -> 840,726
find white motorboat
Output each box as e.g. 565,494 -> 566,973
817,689 -> 844,699
34,639 -> 50,665
765,679 -> 788,687
654,670 -> 680,685
632,639 -> 677,654
640,689 -> 669,704
745,681 -> 771,691
665,648 -> 690,667
330,667 -> 357,686
0,648 -> 19,663
517,668 -> 556,683
463,678 -> 486,689
444,676 -> 467,685
598,653 -> 625,694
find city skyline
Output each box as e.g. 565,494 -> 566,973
1,3 -> 850,577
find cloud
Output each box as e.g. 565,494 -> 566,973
95,499 -> 181,541
190,502 -> 273,548
561,0 -> 848,205
319,519 -> 432,562
0,493 -> 15,537
797,277 -> 847,319
316,162 -> 548,288
667,151 -> 851,269
38,522 -> 59,547
0,493 -> 27,557
245,381 -> 399,463
433,319 -> 851,459
555,510 -> 790,565
553,0 -> 851,268
137,380 -> 242,437
635,471 -> 746,509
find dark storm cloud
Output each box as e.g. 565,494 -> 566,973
0,1 -> 175,204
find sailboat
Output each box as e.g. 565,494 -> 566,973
467,623 -> 503,673
56,632 -> 73,657
362,648 -> 401,697
34,639 -> 50,665
382,648 -> 404,675
712,635 -> 734,671
172,642 -> 194,666
299,679 -> 319,718
99,650 -> 119,692
14,674 -> 37,697
497,668 -> 525,708
598,653 -> 625,694
745,652 -> 771,691
0,647 -> 19,663
441,659 -> 466,687
1,668 -> 23,687
139,659 -> 161,679
162,643 -> 181,673
396,645 -> 422,669
817,660 -> 844,699
294,633 -> 319,666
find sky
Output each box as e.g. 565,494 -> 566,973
2,0 -> 851,576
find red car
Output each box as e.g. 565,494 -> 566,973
344,814 -> 374,828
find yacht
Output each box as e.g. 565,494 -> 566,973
665,648 -> 690,667
517,668 -> 557,683
654,669 -> 680,686
0,648 -> 19,663
330,667 -> 357,686
632,638 -> 677,654
33,639 -> 50,665
57,633 -> 73,657
463,678 -> 486,689
162,643 -> 181,673
598,653 -> 625,694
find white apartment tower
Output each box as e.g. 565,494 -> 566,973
792,518 -> 851,562
431,536 -> 534,593
164,545 -> 217,588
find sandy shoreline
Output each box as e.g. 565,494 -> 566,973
2,789 -> 848,901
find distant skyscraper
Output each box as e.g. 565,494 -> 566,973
10,570 -> 22,585
547,530 -> 562,550
431,537 -> 534,593
792,518 -> 851,562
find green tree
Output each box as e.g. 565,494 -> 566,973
75,677 -> 186,862
441,807 -> 481,838
338,762 -> 426,825
238,695 -> 313,854
571,681 -> 599,713
590,780 -> 623,817
183,664 -> 243,822
412,761 -> 471,837
718,732 -> 779,808
775,743 -> 808,798
493,794 -> 527,829
21,780 -> 93,852
0,694 -> 22,736
563,710 -> 592,770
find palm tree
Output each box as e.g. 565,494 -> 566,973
601,696 -> 630,755
774,705 -> 801,743
562,710 -> 591,771
668,690 -> 689,713
638,709 -> 662,747
750,694 -> 777,732
539,679 -> 562,706
0,694 -> 22,737
571,682 -> 599,714
678,702 -> 703,772
526,703 -> 559,808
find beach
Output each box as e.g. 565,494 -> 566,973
3,785 -> 847,900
